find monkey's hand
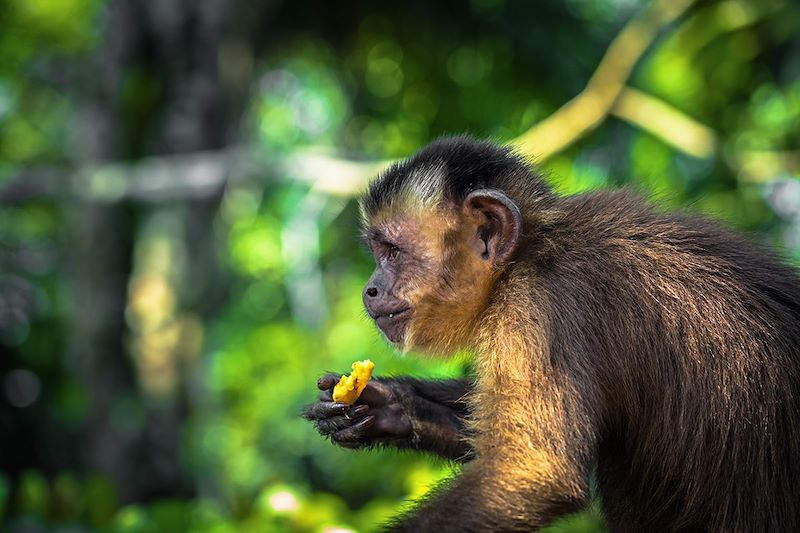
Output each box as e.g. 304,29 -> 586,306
303,373 -> 413,450
304,374 -> 474,461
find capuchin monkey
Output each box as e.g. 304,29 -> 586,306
304,136 -> 800,532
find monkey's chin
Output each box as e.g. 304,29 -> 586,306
383,325 -> 418,357
385,334 -> 410,356
375,311 -> 411,348
378,324 -> 409,347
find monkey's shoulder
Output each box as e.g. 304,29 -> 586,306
549,189 -> 800,307
559,189 -> 772,258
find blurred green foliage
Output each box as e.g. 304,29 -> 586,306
0,0 -> 798,531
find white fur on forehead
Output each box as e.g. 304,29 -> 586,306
359,161 -> 447,224
402,162 -> 446,207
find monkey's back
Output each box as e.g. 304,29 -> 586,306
541,191 -> 800,532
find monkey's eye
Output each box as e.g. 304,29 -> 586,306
384,243 -> 400,262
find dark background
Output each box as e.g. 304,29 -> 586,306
0,0 -> 798,530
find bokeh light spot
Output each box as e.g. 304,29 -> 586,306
447,46 -> 492,87
268,490 -> 299,513
366,42 -> 404,98
4,369 -> 41,408
0,307 -> 31,347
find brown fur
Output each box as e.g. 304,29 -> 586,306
358,137 -> 800,532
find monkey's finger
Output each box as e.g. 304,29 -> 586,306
332,416 -> 376,445
356,381 -> 393,406
312,405 -> 370,434
317,373 -> 341,391
302,402 -> 350,420
316,415 -> 354,435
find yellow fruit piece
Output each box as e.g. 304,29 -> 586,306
332,359 -> 375,404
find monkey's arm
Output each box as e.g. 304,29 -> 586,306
381,377 -> 474,461
388,359 -> 597,532
390,406 -> 595,532
304,375 -> 474,462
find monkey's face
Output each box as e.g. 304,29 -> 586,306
362,190 -> 522,355
361,210 -> 441,349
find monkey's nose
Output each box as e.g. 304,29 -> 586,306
365,287 -> 378,298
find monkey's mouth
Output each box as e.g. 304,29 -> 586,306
374,307 -> 412,344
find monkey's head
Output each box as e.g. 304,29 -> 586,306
359,136 -> 549,355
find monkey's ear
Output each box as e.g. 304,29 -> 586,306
464,189 -> 522,265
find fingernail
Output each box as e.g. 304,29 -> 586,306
351,405 -> 369,417
360,415 -> 375,427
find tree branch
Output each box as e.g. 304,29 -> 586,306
511,0 -> 698,161
611,87 -> 718,158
